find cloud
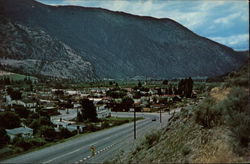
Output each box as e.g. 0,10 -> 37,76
214,12 -> 243,25
209,34 -> 249,50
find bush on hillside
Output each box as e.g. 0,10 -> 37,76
144,131 -> 161,149
222,87 -> 250,147
194,97 -> 223,129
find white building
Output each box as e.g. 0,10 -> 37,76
96,105 -> 111,119
6,127 -> 33,141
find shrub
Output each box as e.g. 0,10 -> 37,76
13,137 -> 32,151
222,87 -> 250,147
29,138 -> 46,147
60,128 -> 74,139
0,147 -> 15,158
144,131 -> 160,149
194,97 -> 223,128
182,146 -> 191,156
85,124 -> 99,132
227,112 -> 250,147
101,121 -> 110,129
38,126 -> 58,140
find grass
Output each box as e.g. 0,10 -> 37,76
0,72 -> 37,81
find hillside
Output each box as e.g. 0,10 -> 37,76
0,0 -> 248,80
109,61 -> 249,163
0,16 -> 95,80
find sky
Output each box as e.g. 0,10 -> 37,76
36,0 -> 249,51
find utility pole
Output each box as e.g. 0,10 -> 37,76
134,107 -> 136,139
160,108 -> 162,123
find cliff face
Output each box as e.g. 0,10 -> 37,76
0,0 -> 248,79
0,16 -> 96,80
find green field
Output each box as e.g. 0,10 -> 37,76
0,71 -> 37,81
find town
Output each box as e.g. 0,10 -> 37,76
0,72 -> 206,158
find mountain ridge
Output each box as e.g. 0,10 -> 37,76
0,0 -> 248,80
0,15 -> 96,80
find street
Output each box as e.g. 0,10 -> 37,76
2,111 -> 176,164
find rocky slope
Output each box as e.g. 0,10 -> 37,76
0,16 -> 95,80
0,0 -> 248,79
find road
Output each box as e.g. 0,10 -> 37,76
2,110 -> 177,164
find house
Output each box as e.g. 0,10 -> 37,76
22,98 -> 37,108
54,120 -> 85,132
65,90 -> 80,96
6,127 -> 33,141
96,105 -> 111,118
142,107 -> 152,112
73,103 -> 81,109
80,93 -> 90,98
10,100 -> 26,107
3,95 -> 12,106
89,98 -> 103,104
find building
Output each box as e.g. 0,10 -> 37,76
22,98 -> 37,108
96,105 -> 111,118
6,127 -> 33,141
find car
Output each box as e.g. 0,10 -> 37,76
152,118 -> 156,121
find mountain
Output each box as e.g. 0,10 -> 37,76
0,0 -> 248,80
0,16 -> 95,80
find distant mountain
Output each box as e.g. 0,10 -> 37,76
0,0 -> 248,80
0,16 -> 95,80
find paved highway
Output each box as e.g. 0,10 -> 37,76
2,111 -> 177,164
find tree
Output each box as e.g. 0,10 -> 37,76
39,116 -> 53,126
173,86 -> 178,95
29,119 -> 40,134
54,90 -> 64,97
133,91 -> 142,99
109,81 -> 113,86
6,87 -> 13,95
77,111 -> 83,122
0,128 -> 10,147
157,88 -> 162,95
159,97 -> 168,105
186,77 -> 193,98
138,81 -> 142,88
80,99 -> 97,122
177,78 -> 193,97
152,96 -> 158,103
168,84 -> 173,95
10,90 -> 22,100
13,105 -> 30,118
121,96 -> 134,111
0,111 -> 21,129
162,80 -> 168,85
39,126 -> 57,140
65,99 -> 73,108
